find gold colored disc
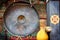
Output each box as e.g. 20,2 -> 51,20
50,15 -> 59,25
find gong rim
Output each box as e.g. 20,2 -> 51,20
3,1 -> 39,37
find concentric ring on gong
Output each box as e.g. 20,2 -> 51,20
17,15 -> 26,24
3,1 -> 39,37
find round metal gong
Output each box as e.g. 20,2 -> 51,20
3,1 -> 39,37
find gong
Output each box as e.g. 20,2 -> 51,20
3,1 -> 39,37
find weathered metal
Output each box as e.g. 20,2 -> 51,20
3,1 -> 39,37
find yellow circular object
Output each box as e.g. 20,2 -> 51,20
50,15 -> 59,25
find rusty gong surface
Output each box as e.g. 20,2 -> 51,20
4,2 -> 39,37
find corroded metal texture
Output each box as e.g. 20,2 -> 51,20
3,1 -> 39,37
